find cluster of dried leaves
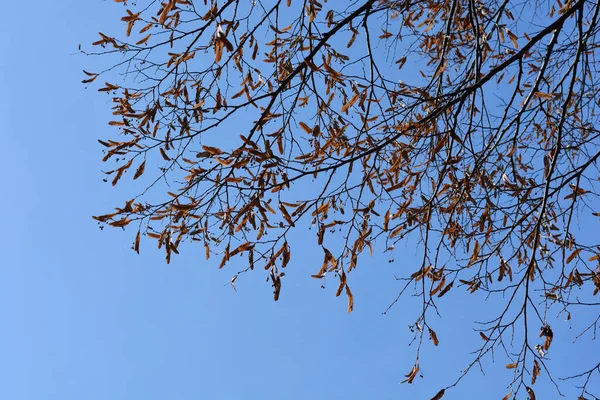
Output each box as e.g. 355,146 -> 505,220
84,0 -> 600,398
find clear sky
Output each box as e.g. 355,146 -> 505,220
0,1 -> 598,399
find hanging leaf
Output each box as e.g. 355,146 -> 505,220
467,241 -> 480,267
159,147 -> 170,161
136,34 -> 151,45
340,93 -> 359,113
531,360 -> 541,385
346,284 -> 354,313
540,325 -> 554,350
402,364 -> 419,384
134,230 -> 140,254
437,281 -> 454,298
525,386 -> 536,400
429,328 -> 439,346
133,161 -> 146,180
273,274 -> 282,301
298,121 -> 312,134
566,249 -> 581,264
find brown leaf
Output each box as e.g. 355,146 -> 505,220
340,93 -> 359,113
273,275 -> 281,301
429,328 -> 439,346
506,29 -> 519,48
525,386 -> 536,400
346,284 -> 354,313
534,91 -> 554,100
395,56 -> 407,69
218,244 -> 230,269
298,121 -> 312,134
136,34 -> 151,45
430,389 -> 445,400
134,230 -> 140,254
82,73 -> 98,84
437,281 -> 453,298
138,22 -> 152,34
467,241 -> 480,267
505,362 -> 517,369
159,147 -> 170,161
336,270 -> 347,297
278,203 -> 295,227
566,248 -> 581,264
201,145 -> 224,155
430,277 -> 446,296
214,41 -> 223,63
540,325 -> 554,350
531,360 -> 540,385
544,335 -> 553,351
133,161 -> 145,180
110,218 -> 131,227
389,225 -> 404,239
158,0 -> 174,25
98,82 -> 120,92
171,203 -> 195,211
403,364 -> 419,384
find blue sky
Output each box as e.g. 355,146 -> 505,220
0,1 -> 598,399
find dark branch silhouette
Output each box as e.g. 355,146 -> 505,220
83,0 -> 600,398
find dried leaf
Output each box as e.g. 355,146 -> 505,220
273,274 -> 281,301
525,386 -> 536,400
532,360 -> 540,385
468,241 -> 480,266
158,0 -> 174,25
340,93 -> 359,113
429,328 -> 439,346
159,147 -> 170,161
133,161 -> 145,180
540,325 -> 554,350
437,281 -> 453,298
134,230 -> 140,254
346,284 -> 354,313
136,33 -> 151,45
506,29 -> 519,48
566,248 -> 581,264
110,218 -> 131,227
402,364 -> 419,384
430,389 -> 445,400
298,121 -> 312,134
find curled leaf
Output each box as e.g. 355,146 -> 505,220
402,364 -> 419,384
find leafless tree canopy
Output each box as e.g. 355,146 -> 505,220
85,0 -> 600,397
